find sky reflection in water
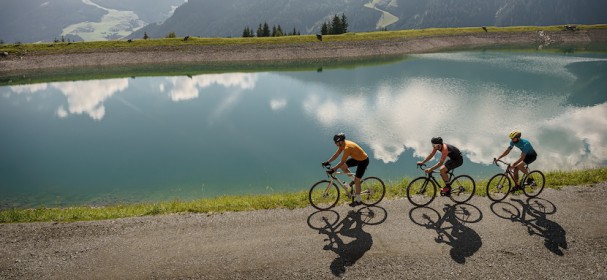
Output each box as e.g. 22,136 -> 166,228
1,51 -> 606,207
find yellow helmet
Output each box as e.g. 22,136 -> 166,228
509,130 -> 521,139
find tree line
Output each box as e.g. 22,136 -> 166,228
242,22 -> 301,37
321,14 -> 348,35
241,14 -> 348,38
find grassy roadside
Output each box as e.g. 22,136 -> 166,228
2,24 -> 607,55
1,167 -> 605,223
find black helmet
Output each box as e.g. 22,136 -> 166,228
333,133 -> 346,143
431,137 -> 443,145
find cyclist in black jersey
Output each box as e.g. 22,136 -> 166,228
417,137 -> 464,196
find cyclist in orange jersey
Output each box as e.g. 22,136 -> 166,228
322,133 -> 370,207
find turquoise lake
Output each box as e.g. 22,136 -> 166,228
1,50 -> 606,208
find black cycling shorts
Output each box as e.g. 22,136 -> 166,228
445,156 -> 463,171
524,152 -> 538,164
346,157 -> 370,179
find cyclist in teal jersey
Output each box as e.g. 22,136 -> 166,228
496,130 -> 538,192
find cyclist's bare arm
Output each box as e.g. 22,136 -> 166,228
326,146 -> 344,165
429,144 -> 448,171
497,146 -> 512,161
419,146 -> 438,166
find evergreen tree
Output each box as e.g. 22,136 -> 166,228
331,15 -> 342,35
272,26 -> 277,37
341,14 -> 348,33
262,22 -> 270,37
143,32 -> 149,40
321,22 -> 328,35
276,25 -> 283,37
257,24 -> 263,37
242,26 -> 253,37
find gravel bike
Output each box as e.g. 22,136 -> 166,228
308,164 -> 386,210
486,158 -> 545,202
406,163 -> 476,207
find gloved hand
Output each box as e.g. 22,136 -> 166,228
322,161 -> 330,167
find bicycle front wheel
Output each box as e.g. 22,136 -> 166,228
486,173 -> 511,202
522,170 -> 545,198
449,175 -> 476,204
406,177 -> 436,207
360,176 -> 386,206
309,180 -> 340,210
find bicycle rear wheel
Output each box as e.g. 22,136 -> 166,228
359,176 -> 386,206
309,180 -> 340,210
486,173 -> 511,202
522,170 -> 545,198
406,177 -> 436,207
449,175 -> 476,204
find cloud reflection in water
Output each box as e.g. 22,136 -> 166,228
303,77 -> 606,171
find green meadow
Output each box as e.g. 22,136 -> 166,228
1,167 -> 605,223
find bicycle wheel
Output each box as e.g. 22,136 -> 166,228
486,173 -> 511,202
406,177 -> 436,207
522,170 -> 545,198
309,180 -> 340,210
449,175 -> 476,204
359,176 -> 386,206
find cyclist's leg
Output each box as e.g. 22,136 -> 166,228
345,158 -> 360,195
522,152 -> 538,184
353,158 -> 369,197
442,158 -> 462,192
513,161 -> 526,183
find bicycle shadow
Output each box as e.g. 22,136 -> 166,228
307,206 -> 387,277
409,203 -> 483,264
490,197 -> 567,256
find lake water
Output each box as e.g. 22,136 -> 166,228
1,50 -> 606,209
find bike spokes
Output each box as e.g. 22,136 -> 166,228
360,177 -> 386,206
406,177 -> 436,207
522,170 -> 545,197
309,180 -> 340,210
449,175 -> 476,204
486,173 -> 510,202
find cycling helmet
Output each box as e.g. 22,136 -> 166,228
430,137 -> 443,145
333,133 -> 346,143
509,130 -> 521,139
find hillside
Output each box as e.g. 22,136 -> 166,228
0,0 -> 183,43
129,0 -> 607,39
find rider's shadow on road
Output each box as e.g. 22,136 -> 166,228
307,207 -> 387,277
491,197 -> 567,256
409,204 -> 483,264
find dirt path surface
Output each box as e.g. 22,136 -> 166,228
2,29 -> 607,75
1,184 -> 606,279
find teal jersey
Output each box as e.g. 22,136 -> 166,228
509,138 -> 535,154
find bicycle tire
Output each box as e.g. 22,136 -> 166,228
359,176 -> 386,206
486,173 -> 511,202
309,180 -> 340,210
449,174 -> 476,204
522,170 -> 545,198
406,177 -> 436,207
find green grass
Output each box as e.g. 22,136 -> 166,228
1,167 -> 605,223
2,24 -> 606,55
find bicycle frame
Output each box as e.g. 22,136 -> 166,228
494,159 -> 528,183
324,166 -> 356,197
417,164 -> 455,187
323,165 -> 379,198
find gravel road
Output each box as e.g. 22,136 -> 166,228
1,184 -> 606,279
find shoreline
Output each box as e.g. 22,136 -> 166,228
2,167 -> 606,223
2,29 -> 607,75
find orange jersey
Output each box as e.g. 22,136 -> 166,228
340,140 -> 368,162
